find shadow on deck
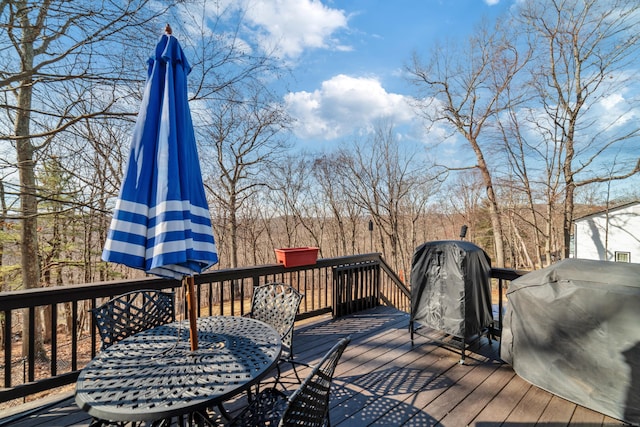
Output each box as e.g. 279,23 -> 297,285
0,306 -> 631,426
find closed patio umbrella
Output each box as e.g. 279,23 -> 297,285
102,25 -> 218,350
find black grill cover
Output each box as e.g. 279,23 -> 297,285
410,240 -> 493,339
501,259 -> 640,425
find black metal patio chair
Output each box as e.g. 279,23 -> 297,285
87,290 -> 176,427
228,336 -> 350,427
247,282 -> 305,387
91,289 -> 175,350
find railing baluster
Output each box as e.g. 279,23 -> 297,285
28,307 -> 35,382
71,300 -> 78,371
3,310 -> 11,387
207,281 -> 213,317
51,304 -> 58,377
218,282 -> 224,316
90,298 -> 97,359
498,278 -> 504,333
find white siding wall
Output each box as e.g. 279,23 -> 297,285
574,203 -> 640,263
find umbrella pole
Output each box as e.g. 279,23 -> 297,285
184,276 -> 199,351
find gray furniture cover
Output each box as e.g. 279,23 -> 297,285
410,240 -> 493,339
501,258 -> 640,425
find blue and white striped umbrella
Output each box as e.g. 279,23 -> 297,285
102,30 -> 218,280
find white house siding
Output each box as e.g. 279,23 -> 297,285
573,202 -> 640,263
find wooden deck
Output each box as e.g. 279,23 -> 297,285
0,306 -> 631,426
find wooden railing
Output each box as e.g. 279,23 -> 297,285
0,253 -> 521,405
490,267 -> 528,336
0,253 -> 407,404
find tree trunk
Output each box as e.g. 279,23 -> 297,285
229,193 -> 238,268
563,179 -> 576,259
470,137 -> 505,267
16,83 -> 44,358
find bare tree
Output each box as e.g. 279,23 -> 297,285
235,197 -> 269,266
497,97 -> 559,267
142,2 -> 294,269
439,170 -> 486,244
408,19 -> 531,267
56,112 -> 134,282
312,153 -> 365,257
517,0 -> 640,258
202,83 -> 291,268
271,155 -> 329,254
0,0 -> 173,356
338,121 -> 438,274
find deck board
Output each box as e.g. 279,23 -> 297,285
571,405 -> 605,426
419,362 -> 499,421
503,382 -> 553,424
0,306 -> 632,427
537,394 -> 577,425
369,355 -> 462,425
471,369 -> 531,425
439,362 -> 516,426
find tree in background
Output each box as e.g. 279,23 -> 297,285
0,0 -> 637,295
313,153 -> 370,257
515,0 -> 640,259
408,1 -> 640,266
336,121 -> 439,276
272,155 -> 327,253
202,83 -> 291,268
408,19 -> 530,267
0,0 -> 172,357
439,170 -> 486,245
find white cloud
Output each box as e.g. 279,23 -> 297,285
284,74 -> 415,140
600,93 -> 625,111
484,0 -> 500,5
243,0 -> 349,58
176,0 -> 348,59
594,92 -> 638,130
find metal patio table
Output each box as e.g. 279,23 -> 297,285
75,316 -> 282,424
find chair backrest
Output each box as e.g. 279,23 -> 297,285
280,336 -> 351,427
250,283 -> 303,352
91,289 -> 175,349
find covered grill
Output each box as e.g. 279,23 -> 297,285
410,240 -> 493,362
501,258 -> 640,425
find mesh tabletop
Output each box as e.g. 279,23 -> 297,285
75,316 -> 282,423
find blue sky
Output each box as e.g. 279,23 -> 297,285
187,0 -> 513,152
288,0 -> 509,94
291,0 -> 511,150
174,0 -> 638,199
